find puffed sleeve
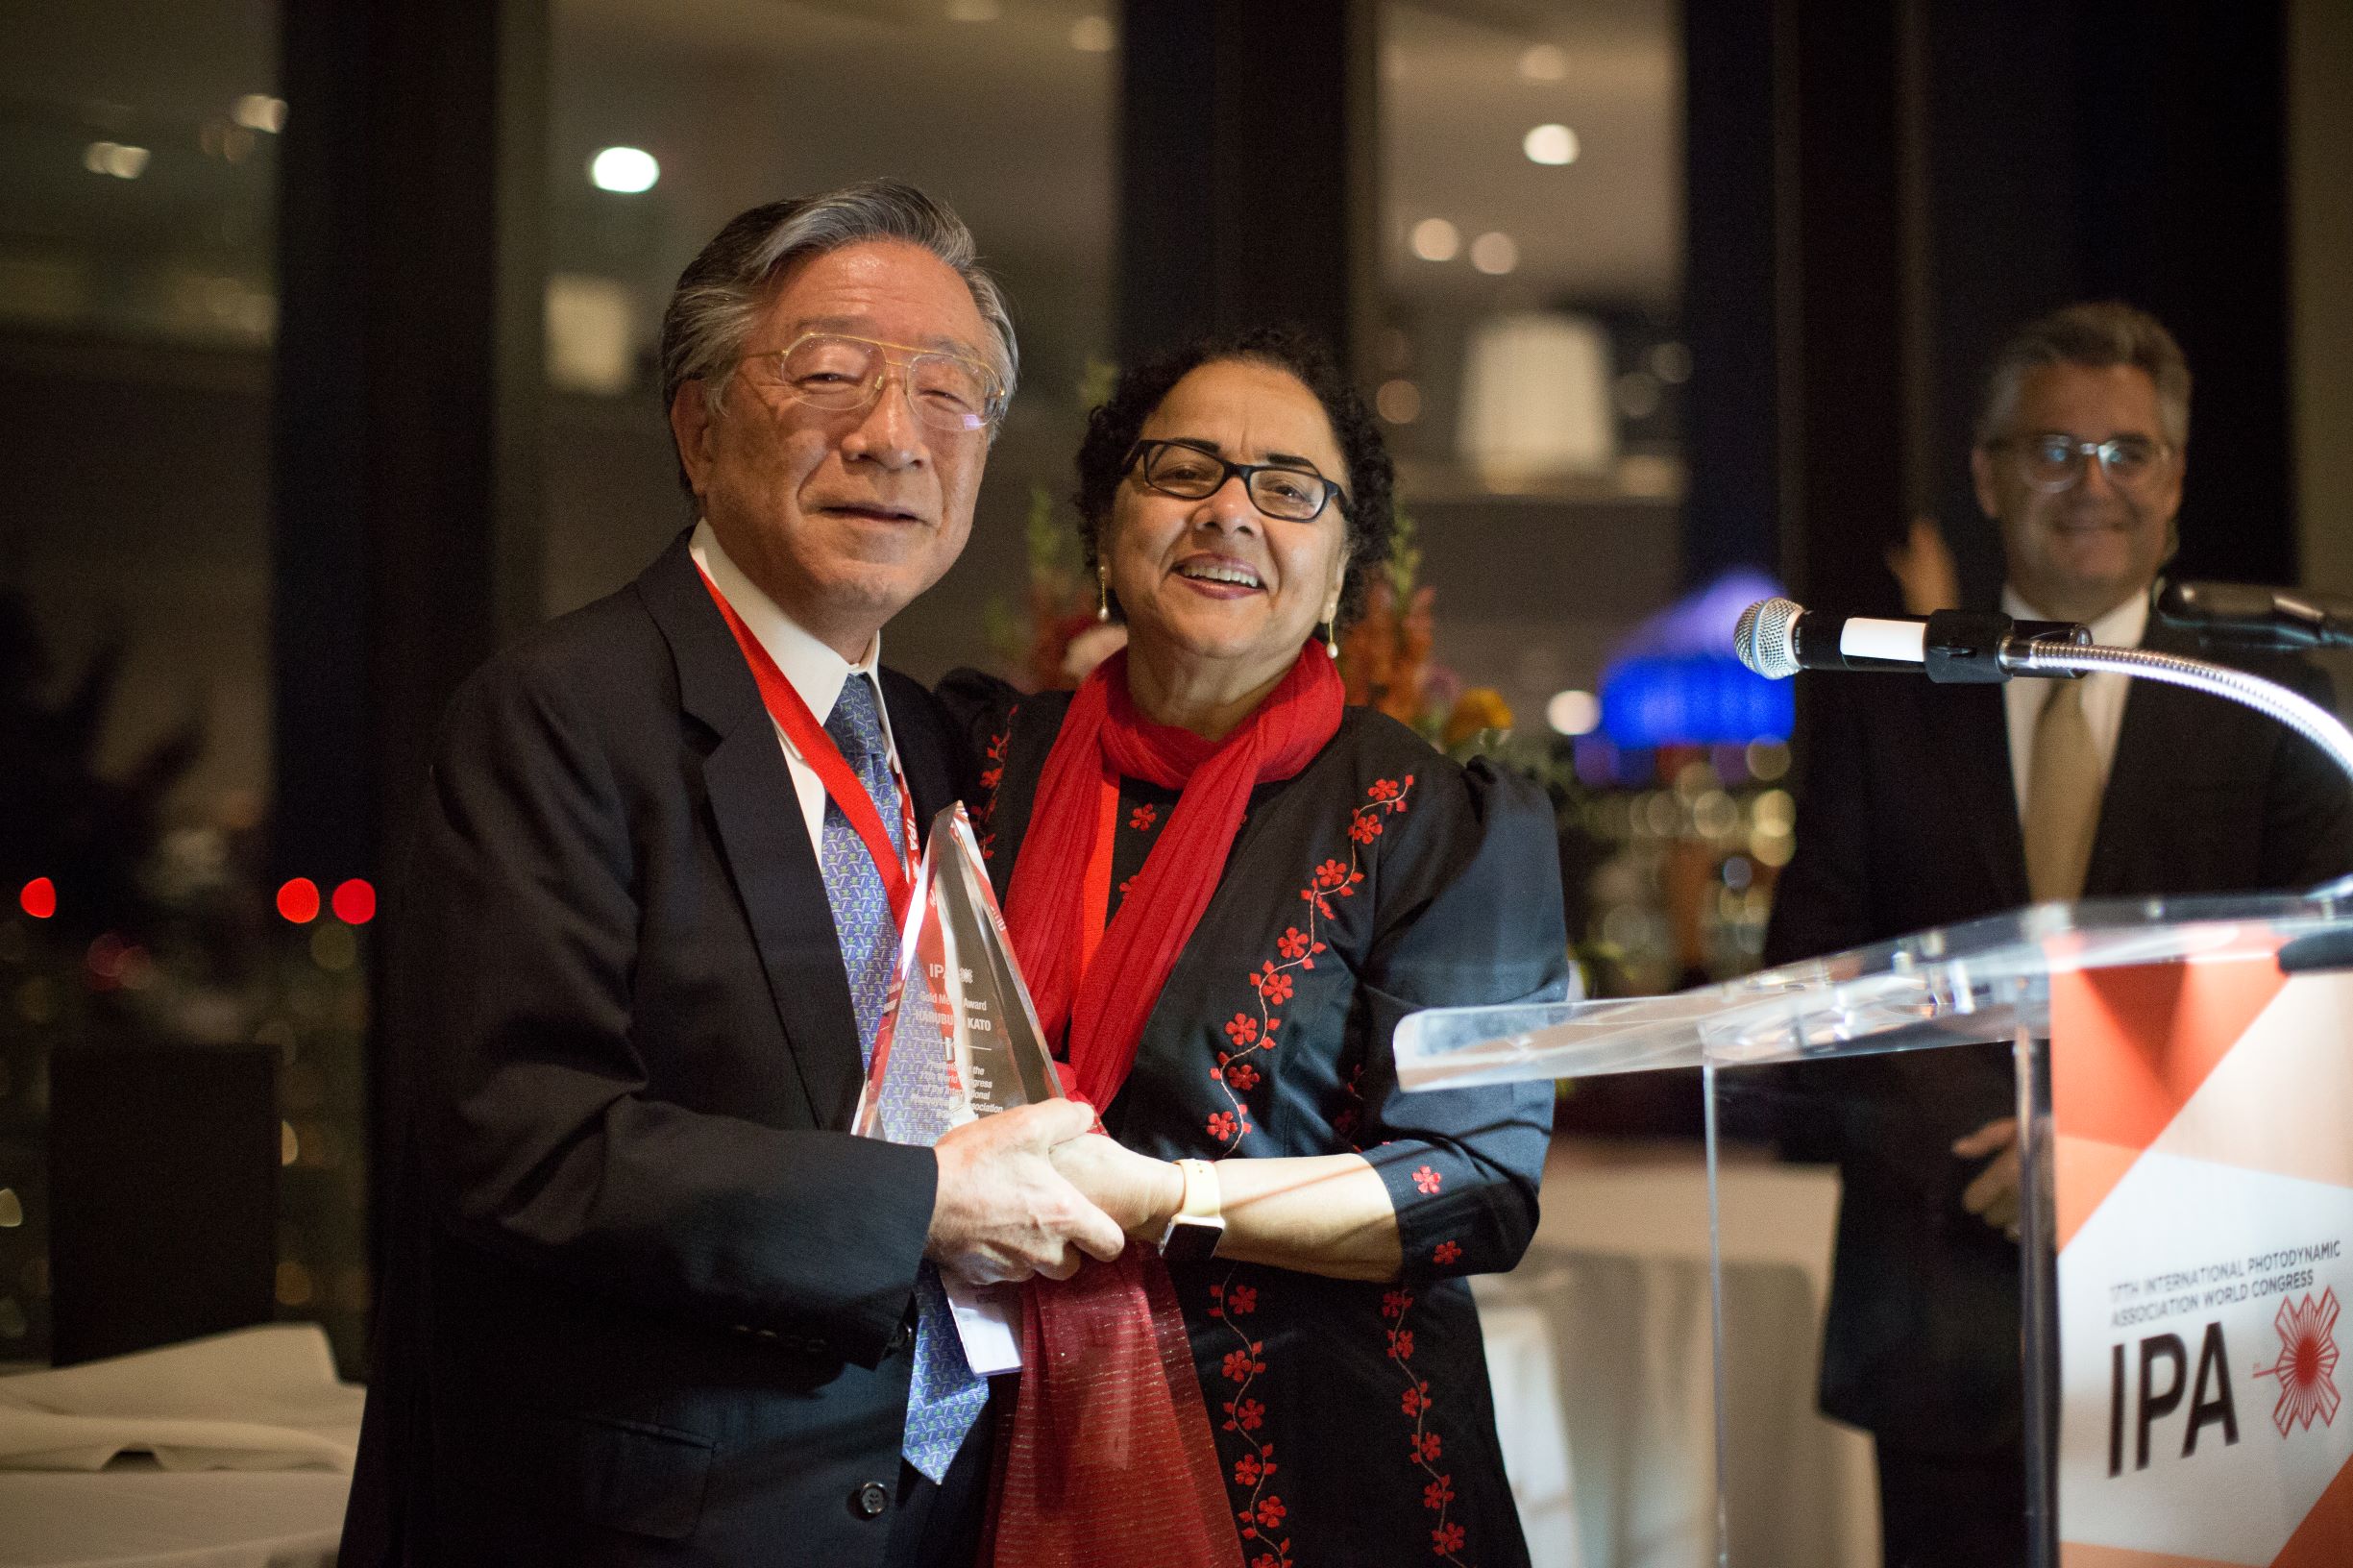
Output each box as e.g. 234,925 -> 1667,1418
1349,757 -> 1571,1283
935,666 -> 1024,762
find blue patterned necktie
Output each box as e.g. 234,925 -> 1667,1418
817,673 -> 988,1483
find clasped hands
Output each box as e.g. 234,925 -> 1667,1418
922,1099 -> 1185,1286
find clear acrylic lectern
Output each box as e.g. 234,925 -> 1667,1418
1403,892 -> 2353,1567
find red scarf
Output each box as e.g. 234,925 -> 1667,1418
985,646 -> 1344,1568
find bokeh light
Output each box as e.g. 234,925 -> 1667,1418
277,877 -> 322,923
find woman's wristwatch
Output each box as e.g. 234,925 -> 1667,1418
1156,1158 -> 1225,1262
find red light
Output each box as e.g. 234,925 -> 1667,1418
331,878 -> 377,924
277,878 -> 322,923
19,878 -> 56,919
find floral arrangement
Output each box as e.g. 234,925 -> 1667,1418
1336,512 -> 1517,754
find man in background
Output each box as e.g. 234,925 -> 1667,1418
1763,301 -> 2353,1567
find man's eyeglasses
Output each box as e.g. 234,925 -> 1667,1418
1124,439 -> 1351,524
2000,432 -> 2174,494
735,332 -> 1005,433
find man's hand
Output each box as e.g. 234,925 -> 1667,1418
925,1100 -> 1127,1286
1953,1116 -> 2022,1239
1051,1133 -> 1185,1244
1886,515 -> 1961,616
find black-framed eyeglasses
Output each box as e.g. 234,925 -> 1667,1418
1998,431 -> 2174,494
735,331 -> 1006,433
1124,439 -> 1351,523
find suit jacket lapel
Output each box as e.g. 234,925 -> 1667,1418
1933,681 -> 2030,908
2084,616 -> 2190,898
635,532 -> 867,1129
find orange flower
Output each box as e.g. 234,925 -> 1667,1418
1440,687 -> 1513,747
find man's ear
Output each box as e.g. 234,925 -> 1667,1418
1969,444 -> 2000,521
670,380 -> 715,497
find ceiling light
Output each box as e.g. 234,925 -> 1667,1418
589,146 -> 658,193
1469,232 -> 1518,275
1524,123 -> 1579,166
1376,380 -> 1422,425
1518,44 -> 1568,82
1069,15 -> 1114,51
83,141 -> 149,179
233,94 -> 287,133
1547,691 -> 1600,736
1409,218 -> 1459,262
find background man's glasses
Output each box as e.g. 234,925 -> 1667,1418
739,331 -> 1004,433
2002,432 -> 2173,493
1125,438 -> 1351,523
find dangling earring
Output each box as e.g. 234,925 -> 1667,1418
1097,569 -> 1111,623
1322,597 -> 1340,658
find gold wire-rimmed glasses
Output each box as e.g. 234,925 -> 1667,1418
735,331 -> 1006,433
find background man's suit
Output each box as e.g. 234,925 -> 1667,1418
340,531 -> 976,1565
1762,611 -> 2353,1462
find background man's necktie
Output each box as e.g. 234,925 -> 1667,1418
817,674 -> 987,1483
2024,676 -> 2103,902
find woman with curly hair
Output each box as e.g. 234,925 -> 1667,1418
943,327 -> 1567,1567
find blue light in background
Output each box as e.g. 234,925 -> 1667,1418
1599,655 -> 1793,747
1595,568 -> 1795,747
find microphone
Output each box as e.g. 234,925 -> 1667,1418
1734,598 -> 2092,683
2157,580 -> 2353,651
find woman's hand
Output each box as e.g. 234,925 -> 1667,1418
1050,1132 -> 1185,1244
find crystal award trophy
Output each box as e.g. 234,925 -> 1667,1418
852,802 -> 1065,1370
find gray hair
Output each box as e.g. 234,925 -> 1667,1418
1973,300 -> 2192,450
657,181 -> 1019,490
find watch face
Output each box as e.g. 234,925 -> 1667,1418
1160,1215 -> 1225,1264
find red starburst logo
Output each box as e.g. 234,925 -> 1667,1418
2253,1287 -> 2341,1435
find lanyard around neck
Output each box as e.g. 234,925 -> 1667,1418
696,565 -> 918,923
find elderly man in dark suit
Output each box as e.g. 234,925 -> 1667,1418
339,182 -> 1125,1568
1763,302 -> 2353,1568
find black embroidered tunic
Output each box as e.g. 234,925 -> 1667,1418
944,674 -> 1570,1568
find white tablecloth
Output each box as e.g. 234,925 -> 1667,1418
1476,1144 -> 1878,1568
0,1326 -> 355,1568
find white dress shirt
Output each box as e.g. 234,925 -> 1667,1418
690,519 -> 906,852
2001,585 -> 2150,824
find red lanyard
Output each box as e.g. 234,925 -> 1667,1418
696,565 -> 919,923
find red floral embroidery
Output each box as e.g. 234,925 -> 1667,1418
1433,1239 -> 1462,1266
1207,1111 -> 1240,1142
1130,802 -> 1160,832
974,720 -> 1014,860
1206,776 -> 1414,1156
1389,1280 -> 1472,1564
1213,1267 -> 1291,1566
1413,1164 -> 1443,1195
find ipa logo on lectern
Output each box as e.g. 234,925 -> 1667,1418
2252,1286 -> 2342,1436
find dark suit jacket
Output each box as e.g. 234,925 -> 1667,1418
1761,611 -> 2353,1454
339,533 -> 974,1565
